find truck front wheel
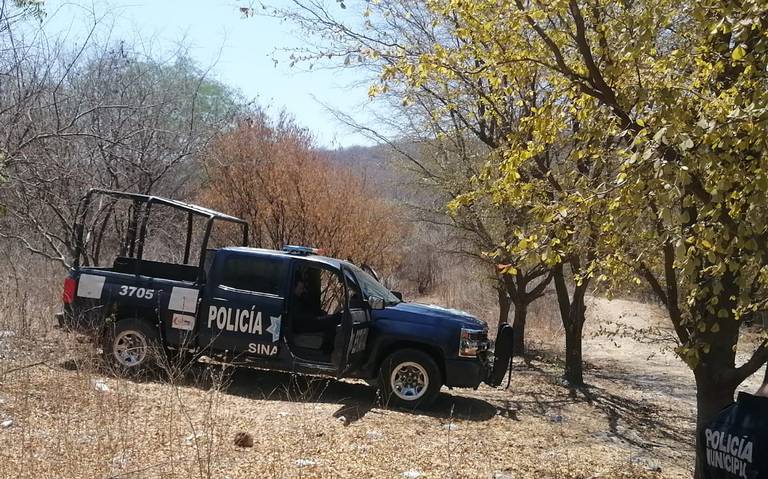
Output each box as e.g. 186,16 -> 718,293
379,349 -> 441,409
104,319 -> 161,375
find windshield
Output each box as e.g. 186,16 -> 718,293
346,263 -> 401,305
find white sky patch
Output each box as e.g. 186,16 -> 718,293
38,0 -> 379,148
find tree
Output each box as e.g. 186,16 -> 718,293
378,0 -> 768,473
0,0 -> 45,178
0,31 -> 239,267
200,108 -> 403,272
271,0 -> 552,355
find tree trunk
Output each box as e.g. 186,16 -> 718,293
564,317 -> 585,386
690,305 -> 741,478
553,263 -> 588,386
512,301 -> 527,357
693,372 -> 737,479
497,286 -> 511,335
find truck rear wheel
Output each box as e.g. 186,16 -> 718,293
379,349 -> 441,409
104,319 -> 161,375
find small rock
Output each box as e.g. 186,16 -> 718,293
336,415 -> 348,425
491,473 -> 514,479
402,470 -> 422,479
616,425 -> 642,443
183,432 -> 203,446
591,431 -> 620,443
631,456 -> 662,472
549,414 -> 564,423
91,379 -> 110,392
234,432 -> 253,448
276,411 -> 290,417
295,459 -> 317,467
1,419 -> 13,428
111,454 -> 129,469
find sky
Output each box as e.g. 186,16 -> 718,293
38,0 -> 378,148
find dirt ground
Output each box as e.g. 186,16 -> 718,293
0,297 -> 760,478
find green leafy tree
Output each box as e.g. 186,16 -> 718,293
282,0 -> 611,381
274,0 -> 555,354
371,0 -> 768,473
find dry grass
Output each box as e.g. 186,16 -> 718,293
0,252 -> 697,478
0,334 -> 677,479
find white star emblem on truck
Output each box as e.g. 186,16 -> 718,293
266,316 -> 281,342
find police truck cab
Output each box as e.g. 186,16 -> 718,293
58,190 -> 511,408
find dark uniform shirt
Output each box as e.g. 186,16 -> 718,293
700,392 -> 768,479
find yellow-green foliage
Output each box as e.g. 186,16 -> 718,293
365,0 -> 768,379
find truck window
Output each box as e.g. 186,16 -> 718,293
343,270 -> 365,309
319,269 -> 345,314
347,263 -> 400,305
220,256 -> 288,296
293,265 -> 345,315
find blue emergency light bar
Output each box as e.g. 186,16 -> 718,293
282,245 -> 322,255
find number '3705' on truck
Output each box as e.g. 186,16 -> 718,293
57,189 -> 513,408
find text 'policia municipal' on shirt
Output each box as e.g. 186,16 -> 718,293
700,392 -> 768,479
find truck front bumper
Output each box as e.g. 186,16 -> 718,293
444,357 -> 489,389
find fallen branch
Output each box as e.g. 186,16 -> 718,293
1,360 -> 48,376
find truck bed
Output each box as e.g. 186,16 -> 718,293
63,261 -> 203,348
111,257 -> 199,282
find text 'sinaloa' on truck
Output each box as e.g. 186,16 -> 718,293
58,190 -> 513,407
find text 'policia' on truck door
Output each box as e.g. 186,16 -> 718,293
199,253 -> 288,357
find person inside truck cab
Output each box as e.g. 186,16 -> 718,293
290,265 -> 343,355
292,269 -> 322,317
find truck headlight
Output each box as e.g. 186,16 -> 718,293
459,328 -> 488,357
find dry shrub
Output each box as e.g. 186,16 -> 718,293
414,255 -> 499,328
525,292 -> 566,354
0,245 -> 61,338
200,109 -> 403,273
420,258 -> 565,351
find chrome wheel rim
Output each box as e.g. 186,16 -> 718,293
113,330 -> 148,367
390,361 -> 429,401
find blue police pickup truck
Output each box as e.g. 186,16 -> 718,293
58,190 -> 510,408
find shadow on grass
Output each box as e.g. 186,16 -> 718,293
576,384 -> 692,448
60,349 -> 691,445
508,358 -> 694,450
218,367 -> 499,425
63,356 -> 499,425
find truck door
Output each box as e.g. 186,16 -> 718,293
335,265 -> 372,377
198,253 -> 289,358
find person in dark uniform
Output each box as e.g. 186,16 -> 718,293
700,368 -> 768,478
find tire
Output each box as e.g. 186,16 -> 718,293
104,319 -> 161,376
379,348 -> 442,409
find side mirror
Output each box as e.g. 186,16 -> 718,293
367,296 -> 385,310
392,291 -> 403,301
